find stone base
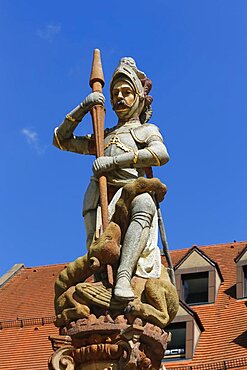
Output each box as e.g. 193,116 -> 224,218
79,362 -> 119,370
49,314 -> 169,370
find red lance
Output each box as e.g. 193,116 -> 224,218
89,49 -> 113,285
89,49 -> 109,232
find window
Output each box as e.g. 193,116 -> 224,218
236,263 -> 247,299
235,245 -> 247,299
163,301 -> 204,362
182,272 -> 209,305
243,266 -> 247,297
174,247 -> 223,305
165,322 -> 186,359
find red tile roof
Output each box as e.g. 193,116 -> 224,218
0,264 -> 67,320
0,264 -> 64,369
164,241 -> 247,369
0,241 -> 247,369
0,324 -> 55,369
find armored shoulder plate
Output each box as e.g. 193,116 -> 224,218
104,125 -> 118,137
130,124 -> 163,145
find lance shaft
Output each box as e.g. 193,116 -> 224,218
89,49 -> 108,232
89,49 -> 113,286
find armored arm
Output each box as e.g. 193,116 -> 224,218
53,92 -> 104,154
93,124 -> 169,175
53,122 -> 96,155
114,133 -> 169,168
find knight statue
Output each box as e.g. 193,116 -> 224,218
54,57 -> 171,298
50,53 -> 179,370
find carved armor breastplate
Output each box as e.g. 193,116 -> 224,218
103,123 -> 144,186
104,135 -> 133,153
104,124 -> 140,158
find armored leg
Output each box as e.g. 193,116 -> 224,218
83,179 -> 99,249
84,210 -> 97,249
114,193 -> 156,301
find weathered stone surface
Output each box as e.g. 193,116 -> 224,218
54,262 -> 178,330
54,222 -> 121,327
112,177 -> 167,241
54,178 -> 178,330
49,318 -> 169,370
79,362 -> 119,370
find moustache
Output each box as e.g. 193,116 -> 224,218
113,100 -> 130,111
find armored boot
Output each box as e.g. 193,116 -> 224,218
114,193 -> 156,301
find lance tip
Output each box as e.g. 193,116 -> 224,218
90,48 -> 104,89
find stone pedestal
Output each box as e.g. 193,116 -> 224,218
49,314 -> 169,370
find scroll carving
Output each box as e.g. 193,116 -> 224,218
49,347 -> 75,370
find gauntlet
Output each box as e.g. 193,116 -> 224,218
54,92 -> 105,147
67,92 -> 105,123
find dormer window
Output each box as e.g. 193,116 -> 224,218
243,266 -> 247,297
235,245 -> 247,299
165,322 -> 186,359
174,246 -> 223,305
182,271 -> 209,304
163,301 -> 204,361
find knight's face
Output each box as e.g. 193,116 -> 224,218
111,80 -> 136,115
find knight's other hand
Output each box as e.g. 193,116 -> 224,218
81,92 -> 105,113
93,156 -> 115,176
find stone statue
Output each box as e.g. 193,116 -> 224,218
50,52 -> 179,370
54,56 -> 172,298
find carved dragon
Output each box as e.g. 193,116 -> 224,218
54,178 -> 179,329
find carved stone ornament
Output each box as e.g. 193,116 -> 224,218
49,346 -> 75,370
49,317 -> 169,370
79,362 -> 119,370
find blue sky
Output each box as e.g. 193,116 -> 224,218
1,0 -> 246,277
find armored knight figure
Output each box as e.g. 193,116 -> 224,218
53,57 -> 170,302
